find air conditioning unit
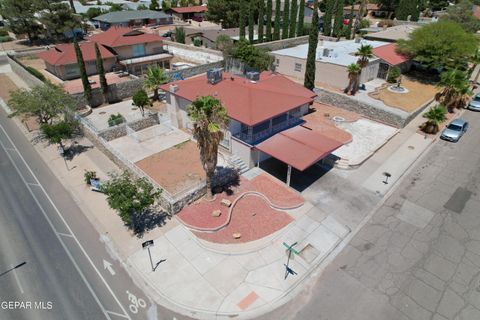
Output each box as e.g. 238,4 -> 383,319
207,68 -> 223,85
323,48 -> 331,57
246,71 -> 260,81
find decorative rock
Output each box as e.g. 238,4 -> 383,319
212,210 -> 221,217
221,199 -> 232,207
233,233 -> 242,239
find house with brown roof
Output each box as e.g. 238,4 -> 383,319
38,27 -> 172,80
171,5 -> 208,21
160,70 -> 344,176
38,42 -> 117,80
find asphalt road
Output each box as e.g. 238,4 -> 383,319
260,109 -> 480,320
0,109 -> 183,320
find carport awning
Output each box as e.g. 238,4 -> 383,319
255,126 -> 344,171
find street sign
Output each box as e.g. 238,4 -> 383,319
142,240 -> 154,249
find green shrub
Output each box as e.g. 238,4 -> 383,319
193,37 -> 202,47
0,36 -> 13,42
108,113 -> 125,127
0,28 -> 9,37
25,66 -> 46,81
359,19 -> 370,29
387,66 -> 401,83
84,170 -> 97,185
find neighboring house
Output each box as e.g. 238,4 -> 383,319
271,39 -> 409,89
89,27 -> 172,74
343,3 -> 389,18
93,10 -> 173,30
171,6 -> 208,21
363,25 -> 419,43
66,1 -> 110,14
37,42 -> 116,80
159,70 -> 343,175
38,27 -> 172,79
372,43 -> 411,79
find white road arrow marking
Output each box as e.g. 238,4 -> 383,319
103,259 -> 115,276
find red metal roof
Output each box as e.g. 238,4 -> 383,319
37,42 -> 115,66
160,72 -> 316,126
256,126 -> 344,171
88,27 -> 165,48
171,6 -> 208,14
373,43 -> 409,66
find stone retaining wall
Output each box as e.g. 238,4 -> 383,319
314,87 -> 410,128
128,112 -> 159,132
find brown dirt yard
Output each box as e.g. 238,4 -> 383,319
135,140 -> 205,195
0,74 -> 19,101
17,56 -> 62,84
369,77 -> 440,112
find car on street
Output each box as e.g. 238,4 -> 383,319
440,118 -> 469,142
468,93 -> 480,111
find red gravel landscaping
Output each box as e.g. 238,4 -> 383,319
176,172 -> 303,243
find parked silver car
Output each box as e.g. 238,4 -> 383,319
440,118 -> 469,142
468,93 -> 480,111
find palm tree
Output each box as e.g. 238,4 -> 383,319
353,44 -> 373,93
143,66 -> 168,101
421,105 -> 447,134
436,69 -> 473,112
344,63 -> 361,95
470,50 -> 480,86
187,96 -> 229,200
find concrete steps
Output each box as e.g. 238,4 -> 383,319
229,155 -> 249,174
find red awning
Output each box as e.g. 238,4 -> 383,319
255,126 -> 344,171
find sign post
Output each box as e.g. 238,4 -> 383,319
142,240 -> 155,272
283,242 -> 299,279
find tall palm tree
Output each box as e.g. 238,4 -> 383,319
188,96 -> 229,200
353,44 -> 373,92
143,66 -> 168,101
344,63 -> 361,95
436,69 -> 472,112
421,105 -> 447,134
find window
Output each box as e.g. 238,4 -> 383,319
294,63 -> 302,72
132,44 -> 146,57
65,64 -> 80,76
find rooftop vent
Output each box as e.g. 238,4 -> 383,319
207,68 -> 223,85
246,71 -> 260,81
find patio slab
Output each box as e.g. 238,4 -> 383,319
85,100 -> 146,131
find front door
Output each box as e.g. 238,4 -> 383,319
377,63 -> 390,79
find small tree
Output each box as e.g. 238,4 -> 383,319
421,105 -> 447,134
132,89 -> 151,117
273,0 -> 282,40
175,27 -> 185,44
95,42 -> 108,104
74,39 -> 92,104
396,0 -> 419,22
282,0 -> 290,39
227,39 -> 274,71
289,0 -> 298,38
8,83 -> 76,124
332,0 -> 345,38
239,0 -> 247,40
258,0 -> 265,43
40,120 -> 80,150
266,0 -> 273,41
102,172 -> 161,231
387,66 -> 401,83
149,0 -> 159,10
346,4 -> 354,40
344,63 -> 361,95
436,69 -> 473,111
143,66 -> 168,101
248,0 -> 255,42
162,0 -> 171,11
187,96 -> 229,200
304,0 -> 319,90
297,0 -> 305,36
323,0 -> 334,36
216,34 -> 234,52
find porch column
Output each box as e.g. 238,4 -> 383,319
257,150 -> 260,167
286,165 -> 292,186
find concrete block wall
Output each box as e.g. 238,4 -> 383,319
7,55 -> 44,88
254,35 -> 338,52
163,40 -> 223,64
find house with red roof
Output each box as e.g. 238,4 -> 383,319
38,42 -> 117,80
171,5 -> 208,21
160,70 -> 344,177
38,27 -> 172,80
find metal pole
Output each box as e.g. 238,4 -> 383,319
147,247 -> 154,272
286,165 -> 292,186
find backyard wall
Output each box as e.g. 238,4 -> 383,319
163,40 -> 223,64
7,54 -> 44,88
255,35 -> 338,51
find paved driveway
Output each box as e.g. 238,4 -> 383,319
261,109 -> 480,320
